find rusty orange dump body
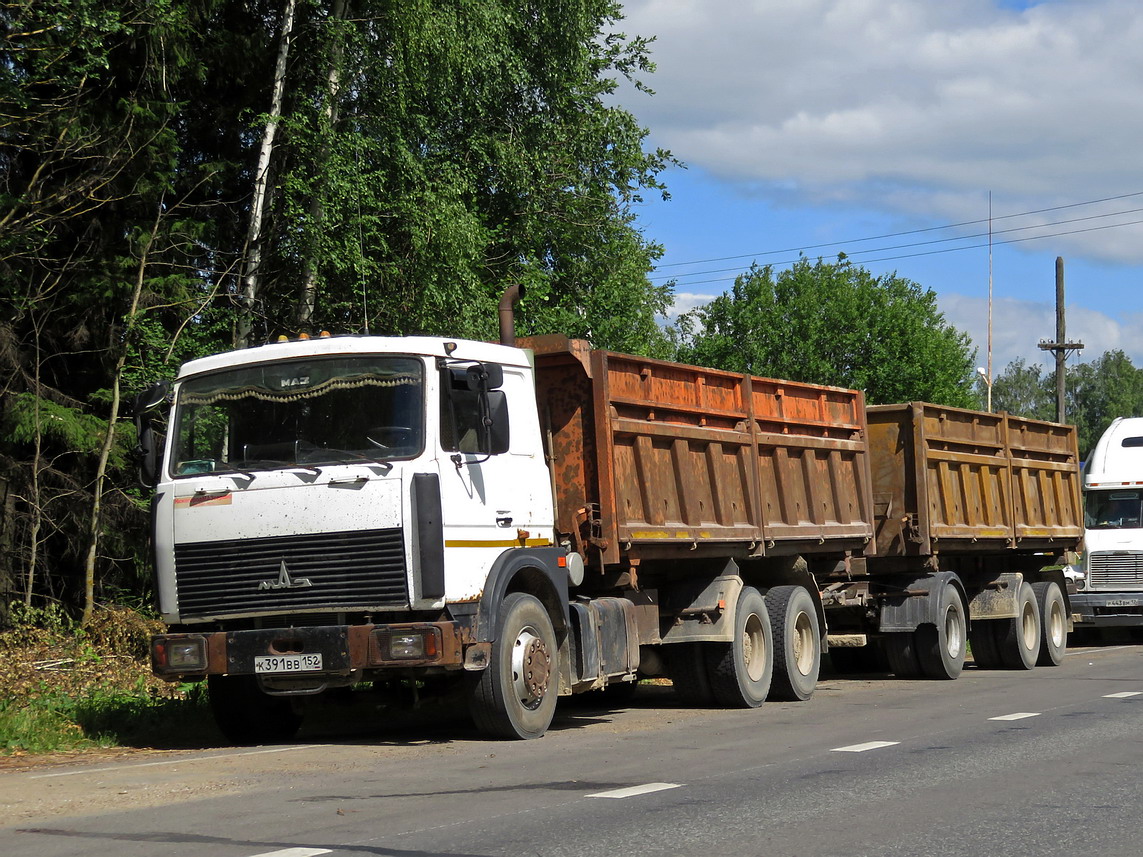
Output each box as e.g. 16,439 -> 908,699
526,336 -> 875,568
866,402 -> 1083,558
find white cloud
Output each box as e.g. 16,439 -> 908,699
937,292 -> 1143,372
616,0 -> 1143,263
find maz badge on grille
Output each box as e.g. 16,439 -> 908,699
258,560 -> 314,591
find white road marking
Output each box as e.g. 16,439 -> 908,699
247,850 -> 331,857
1103,691 -> 1143,699
587,783 -> 681,799
830,741 -> 900,753
990,712 -> 1041,721
28,745 -> 324,779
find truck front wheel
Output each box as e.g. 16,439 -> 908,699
207,675 -> 303,745
470,592 -> 558,740
705,586 -> 774,707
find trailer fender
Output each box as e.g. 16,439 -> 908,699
876,571 -> 967,633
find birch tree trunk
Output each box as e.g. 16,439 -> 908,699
236,0 -> 299,349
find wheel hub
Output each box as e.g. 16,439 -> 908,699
511,629 -> 551,710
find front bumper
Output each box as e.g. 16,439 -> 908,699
151,621 -> 471,680
1069,592 -> 1143,627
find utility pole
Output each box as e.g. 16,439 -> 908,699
1038,256 -> 1084,423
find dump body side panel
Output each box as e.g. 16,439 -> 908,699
1007,415 -> 1083,547
528,337 -> 874,567
866,403 -> 1082,558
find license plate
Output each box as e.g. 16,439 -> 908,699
1107,599 -> 1140,608
254,653 -> 323,674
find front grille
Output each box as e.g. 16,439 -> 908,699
174,528 -> 408,619
1089,551 -> 1143,590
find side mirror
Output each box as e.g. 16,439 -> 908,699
466,362 -> 504,391
133,382 -> 170,487
134,381 -> 170,415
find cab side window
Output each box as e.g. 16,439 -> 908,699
440,365 -> 509,455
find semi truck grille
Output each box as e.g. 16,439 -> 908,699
1088,551 -> 1143,590
174,528 -> 408,619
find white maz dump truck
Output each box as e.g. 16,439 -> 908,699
1074,417 -> 1143,630
134,294 -> 1082,743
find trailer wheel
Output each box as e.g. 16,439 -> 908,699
884,632 -> 923,678
705,586 -> 774,707
968,620 -> 1003,669
916,583 -> 967,680
1032,581 -> 1067,667
667,643 -> 715,705
207,675 -> 303,745
996,581 -> 1041,670
765,585 -> 820,701
469,592 -> 558,739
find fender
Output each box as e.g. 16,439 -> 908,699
876,571 -> 966,633
472,546 -> 570,642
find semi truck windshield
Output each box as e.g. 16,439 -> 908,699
172,356 -> 424,476
1085,489 -> 1143,530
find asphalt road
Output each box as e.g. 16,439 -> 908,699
3,642 -> 1142,857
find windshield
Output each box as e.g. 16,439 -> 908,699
172,355 -> 424,476
1085,489 -> 1143,530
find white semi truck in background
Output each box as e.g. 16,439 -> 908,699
1073,417 -> 1143,631
134,294 -> 1082,743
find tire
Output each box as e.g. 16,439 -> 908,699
997,581 -> 1041,670
667,643 -> 715,705
765,585 -> 820,701
469,592 -> 559,739
207,675 -> 303,745
705,586 -> 774,707
916,583 -> 967,680
884,632 -> 923,678
969,620 -> 1003,669
1032,580 -> 1067,667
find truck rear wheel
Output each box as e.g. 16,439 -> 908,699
916,583 -> 967,680
765,585 -> 820,701
996,581 -> 1041,670
1032,581 -> 1067,666
207,675 -> 303,745
884,632 -> 923,678
667,643 -> 715,704
968,620 -> 1003,669
705,586 -> 774,707
469,592 -> 558,739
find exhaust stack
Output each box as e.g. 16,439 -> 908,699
498,285 -> 525,346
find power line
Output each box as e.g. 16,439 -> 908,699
652,204 -> 1143,284
665,215 -> 1143,291
652,189 -> 1143,281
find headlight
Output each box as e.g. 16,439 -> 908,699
152,635 -> 207,673
369,627 -> 441,663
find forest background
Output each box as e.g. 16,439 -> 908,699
3,0 -> 1142,628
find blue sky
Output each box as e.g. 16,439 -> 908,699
612,0 -> 1143,377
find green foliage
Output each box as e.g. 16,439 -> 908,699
675,257 -> 977,406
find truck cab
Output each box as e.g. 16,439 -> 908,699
143,334 -> 582,741
1075,417 -> 1143,628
